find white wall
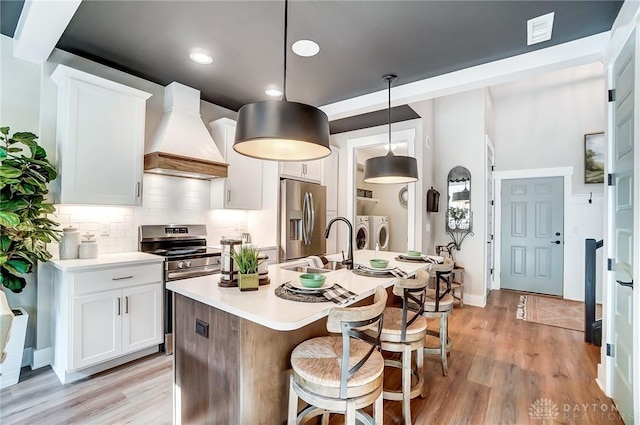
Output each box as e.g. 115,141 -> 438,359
491,63 -> 606,195
433,89 -> 488,306
491,63 -> 606,302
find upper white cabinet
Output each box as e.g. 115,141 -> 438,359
279,159 -> 323,183
51,65 -> 151,206
209,118 -> 263,210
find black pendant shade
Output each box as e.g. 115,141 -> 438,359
363,74 -> 419,184
234,100 -> 330,161
233,0 -> 330,162
363,152 -> 419,184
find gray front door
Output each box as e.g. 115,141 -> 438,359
610,29 -> 635,424
500,177 -> 564,295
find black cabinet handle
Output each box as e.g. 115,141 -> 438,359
616,280 -> 634,289
550,240 -> 561,245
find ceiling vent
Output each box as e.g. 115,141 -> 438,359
527,12 -> 555,46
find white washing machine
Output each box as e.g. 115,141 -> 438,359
369,216 -> 390,251
355,216 -> 371,250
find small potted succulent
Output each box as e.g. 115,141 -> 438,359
231,244 -> 261,291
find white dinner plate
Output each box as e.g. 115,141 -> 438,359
288,280 -> 332,291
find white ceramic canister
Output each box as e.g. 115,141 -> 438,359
257,253 -> 269,278
59,227 -> 80,259
79,234 -> 99,259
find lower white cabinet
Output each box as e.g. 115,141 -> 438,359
51,261 -> 163,384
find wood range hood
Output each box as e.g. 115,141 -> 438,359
144,82 -> 228,180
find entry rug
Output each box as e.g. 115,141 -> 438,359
516,294 -> 602,332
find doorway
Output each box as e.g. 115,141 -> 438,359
499,176 -> 564,296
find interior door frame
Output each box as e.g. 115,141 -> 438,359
346,126 -> 422,251
484,135 -> 495,295
600,7 -> 640,418
492,167 -> 572,292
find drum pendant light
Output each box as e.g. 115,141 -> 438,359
233,0 -> 330,161
363,75 -> 419,184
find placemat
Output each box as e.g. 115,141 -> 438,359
352,269 -> 395,278
394,256 -> 430,264
274,284 -> 329,303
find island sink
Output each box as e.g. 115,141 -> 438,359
280,260 -> 348,274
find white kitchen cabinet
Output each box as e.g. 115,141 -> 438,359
279,159 -> 323,183
210,118 -> 263,209
51,64 -> 151,206
50,261 -> 163,384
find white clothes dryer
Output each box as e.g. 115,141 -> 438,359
355,216 -> 371,250
369,216 -> 390,251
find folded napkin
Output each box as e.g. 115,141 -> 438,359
324,284 -> 358,305
355,264 -> 408,278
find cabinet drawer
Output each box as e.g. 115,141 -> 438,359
73,263 -> 163,295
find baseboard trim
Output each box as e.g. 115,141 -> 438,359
464,293 -> 486,308
32,347 -> 52,369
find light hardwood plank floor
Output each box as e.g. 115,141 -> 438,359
1,290 -> 622,425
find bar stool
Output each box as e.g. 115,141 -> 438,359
378,278 -> 428,425
288,286 -> 388,425
417,258 -> 455,376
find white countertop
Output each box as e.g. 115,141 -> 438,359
167,250 -> 431,331
48,252 -> 164,272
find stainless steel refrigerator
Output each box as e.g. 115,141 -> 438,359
280,179 -> 327,261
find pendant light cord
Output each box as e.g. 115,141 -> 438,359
283,0 -> 288,101
387,76 -> 391,152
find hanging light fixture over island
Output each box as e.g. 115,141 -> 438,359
233,0 -> 330,162
363,75 -> 419,184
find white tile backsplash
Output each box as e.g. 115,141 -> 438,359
48,173 -> 248,257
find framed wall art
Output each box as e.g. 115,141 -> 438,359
584,132 -> 605,184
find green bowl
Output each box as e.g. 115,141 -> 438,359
299,273 -> 327,288
406,250 -> 422,257
369,259 -> 389,268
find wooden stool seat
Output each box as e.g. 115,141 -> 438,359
379,307 -> 427,342
424,291 -> 454,313
291,337 -> 384,398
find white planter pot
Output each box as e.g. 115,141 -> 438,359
0,307 -> 28,389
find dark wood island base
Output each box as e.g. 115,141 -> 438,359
174,294 -> 328,424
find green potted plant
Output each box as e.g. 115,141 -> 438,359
0,127 -> 61,293
231,244 -> 261,291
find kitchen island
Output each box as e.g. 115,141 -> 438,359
167,250 -> 431,424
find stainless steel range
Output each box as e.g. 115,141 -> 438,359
139,224 -> 221,354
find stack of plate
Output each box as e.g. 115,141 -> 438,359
284,281 -> 331,295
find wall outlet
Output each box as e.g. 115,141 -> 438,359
100,223 -> 110,236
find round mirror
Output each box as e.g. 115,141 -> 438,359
446,166 -> 472,234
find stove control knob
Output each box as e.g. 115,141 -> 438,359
177,261 -> 184,269
185,260 -> 192,268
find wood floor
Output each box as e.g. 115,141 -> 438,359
0,290 -> 622,425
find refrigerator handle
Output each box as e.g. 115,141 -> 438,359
307,191 -> 315,244
302,192 -> 309,245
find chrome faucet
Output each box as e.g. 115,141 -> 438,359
324,217 -> 354,270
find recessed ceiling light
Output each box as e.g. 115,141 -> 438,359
292,40 -> 320,57
189,50 -> 213,65
527,12 -> 554,46
265,88 -> 283,97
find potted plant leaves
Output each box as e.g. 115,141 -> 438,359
231,244 -> 261,291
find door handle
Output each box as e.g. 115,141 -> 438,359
550,240 -> 561,245
117,297 -> 121,316
307,192 -> 315,244
616,280 -> 634,289
125,296 -> 129,314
